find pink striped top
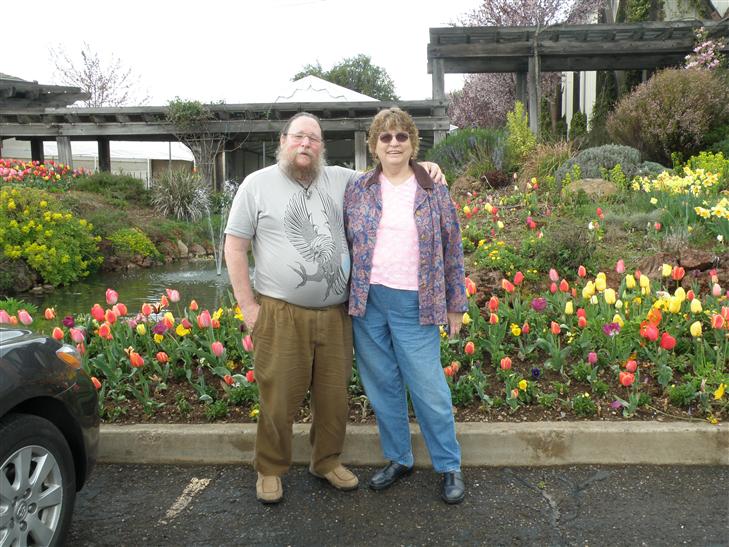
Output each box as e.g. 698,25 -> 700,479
370,173 -> 420,290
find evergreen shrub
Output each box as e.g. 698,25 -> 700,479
425,127 -> 506,181
554,144 -> 642,187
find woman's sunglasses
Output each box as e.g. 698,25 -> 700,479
379,132 -> 410,144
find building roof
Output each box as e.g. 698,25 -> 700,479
273,75 -> 378,103
0,74 -> 90,109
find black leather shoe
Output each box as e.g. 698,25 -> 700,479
441,471 -> 465,504
368,462 -> 413,491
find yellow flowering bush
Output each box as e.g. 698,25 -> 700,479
0,185 -> 102,286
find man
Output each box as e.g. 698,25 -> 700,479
224,112 -> 443,504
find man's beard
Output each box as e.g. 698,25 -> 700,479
276,146 -> 327,185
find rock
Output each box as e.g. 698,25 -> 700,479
563,178 -> 618,198
0,258 -> 37,294
679,249 -> 718,271
176,239 -> 189,258
30,286 -> 45,294
189,243 -> 207,257
42,284 -> 54,291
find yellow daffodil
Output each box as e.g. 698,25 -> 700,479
234,306 -> 244,321
249,407 -> 260,418
714,383 -> 726,400
625,274 -> 636,289
690,299 -> 703,314
518,379 -> 528,390
690,321 -> 702,337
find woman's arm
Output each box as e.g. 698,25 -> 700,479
438,186 -> 468,315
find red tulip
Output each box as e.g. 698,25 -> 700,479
550,321 -> 561,335
488,296 -> 499,312
129,350 -> 144,368
576,308 -> 586,318
522,322 -> 530,335
245,370 -> 255,383
224,374 -> 235,386
242,334 -> 254,352
513,271 -> 524,285
501,279 -> 515,293
624,359 -> 637,373
639,322 -> 659,342
500,356 -> 512,370
181,318 -> 193,330
577,265 -> 587,278
559,279 -> 569,293
550,282 -> 557,294
596,207 -> 604,220
105,288 -> 119,305
44,307 -> 56,320
211,341 -> 225,357
443,365 -> 454,377
212,319 -> 220,329
711,314 -> 725,330
156,351 -> 169,363
686,290 -> 695,301
91,304 -> 105,322
464,341 -> 475,355
104,309 -> 117,324
113,303 -> 128,317
659,332 -> 677,350
197,310 -> 212,328
160,295 -> 169,308
189,299 -> 199,311
619,371 -> 635,387
489,313 -> 499,324
52,327 -> 64,341
578,316 -> 588,328
98,322 -> 112,340
654,222 -> 661,231
91,377 -> 102,390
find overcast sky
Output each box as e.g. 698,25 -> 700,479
4,0 -> 481,105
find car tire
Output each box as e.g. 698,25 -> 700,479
0,413 -> 76,547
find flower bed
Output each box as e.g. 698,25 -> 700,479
0,158 -> 89,190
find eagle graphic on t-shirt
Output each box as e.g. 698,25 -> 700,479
283,188 -> 348,300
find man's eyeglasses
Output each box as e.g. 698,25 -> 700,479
285,132 -> 323,145
379,132 -> 410,144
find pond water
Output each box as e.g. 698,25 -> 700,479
24,260 -> 236,318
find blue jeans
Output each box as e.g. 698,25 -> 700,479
353,284 -> 461,473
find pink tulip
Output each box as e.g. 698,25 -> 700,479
18,309 -> 32,325
105,288 -> 119,306
500,356 -> 512,370
242,334 -> 254,352
712,283 -> 722,297
245,370 -> 255,383
211,341 -> 225,357
550,282 -> 557,294
0,310 -> 10,324
70,328 -> 85,344
141,303 -> 153,317
513,271 -> 524,285
624,359 -> 637,373
113,303 -> 128,317
166,288 -> 180,303
197,310 -> 212,328
619,371 -> 635,387
615,259 -> 625,274
549,268 -> 559,283
588,352 -> 598,365
577,265 -> 587,278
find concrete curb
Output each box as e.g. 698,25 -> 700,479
99,422 -> 729,466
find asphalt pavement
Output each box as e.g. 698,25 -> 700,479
67,464 -> 729,546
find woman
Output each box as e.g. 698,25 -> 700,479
344,107 -> 468,504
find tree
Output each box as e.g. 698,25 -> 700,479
292,54 -> 398,100
448,0 -> 604,128
49,42 -> 148,107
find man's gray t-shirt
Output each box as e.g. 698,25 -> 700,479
225,164 -> 357,308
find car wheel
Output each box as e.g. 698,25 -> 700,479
0,414 -> 76,547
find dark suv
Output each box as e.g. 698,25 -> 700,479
0,327 -> 99,547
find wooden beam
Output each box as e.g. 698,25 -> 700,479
56,136 -> 72,167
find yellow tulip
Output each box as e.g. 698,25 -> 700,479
690,299 -> 703,314
674,287 -> 686,302
518,379 -> 528,390
625,274 -> 636,289
668,297 -> 681,314
510,323 -> 522,337
565,301 -> 574,315
714,383 -> 726,400
595,276 -> 607,292
136,323 -> 147,336
661,263 -> 672,277
153,333 -> 164,344
164,311 -> 175,324
639,275 -> 650,289
612,314 -> 624,327
604,288 -> 616,305
175,324 -> 191,337
582,281 -> 595,299
462,312 -> 472,325
690,321 -> 703,337
615,299 -> 623,309
463,205 -> 471,215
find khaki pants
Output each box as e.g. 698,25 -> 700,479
252,295 -> 353,476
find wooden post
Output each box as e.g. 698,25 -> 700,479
515,72 -> 528,106
354,130 -> 367,172
56,136 -> 72,168
527,55 -> 541,137
97,137 -> 111,172
432,58 -> 445,101
433,131 -> 446,147
30,138 -> 45,163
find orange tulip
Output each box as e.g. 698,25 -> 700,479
624,359 -> 637,373
156,351 -> 169,363
464,341 -> 475,355
51,327 -> 64,341
141,303 -> 153,316
464,277 -> 477,296
129,350 -> 144,368
550,321 -> 561,335
559,279 -> 569,293
44,307 -> 56,320
113,303 -> 128,317
489,313 -> 499,324
513,271 -> 524,285
619,371 -> 635,387
501,279 -> 515,293
521,322 -> 530,335
189,299 -> 199,311
671,266 -> 685,281
578,316 -> 588,328
577,265 -> 587,278
488,296 -> 499,312
104,309 -> 117,325
160,295 -> 169,308
500,357 -> 512,370
91,377 -> 102,390
711,314 -> 725,330
98,322 -> 112,340
91,304 -> 105,322
443,365 -> 454,377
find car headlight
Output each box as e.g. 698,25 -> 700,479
56,344 -> 82,369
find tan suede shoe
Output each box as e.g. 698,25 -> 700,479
309,464 -> 359,491
256,472 -> 283,504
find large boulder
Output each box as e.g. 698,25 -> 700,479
0,258 -> 38,295
563,178 -> 618,198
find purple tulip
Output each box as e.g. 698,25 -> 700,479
531,297 -> 547,312
62,315 -> 75,328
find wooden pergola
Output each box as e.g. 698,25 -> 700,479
0,100 -> 450,180
428,20 -> 729,133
